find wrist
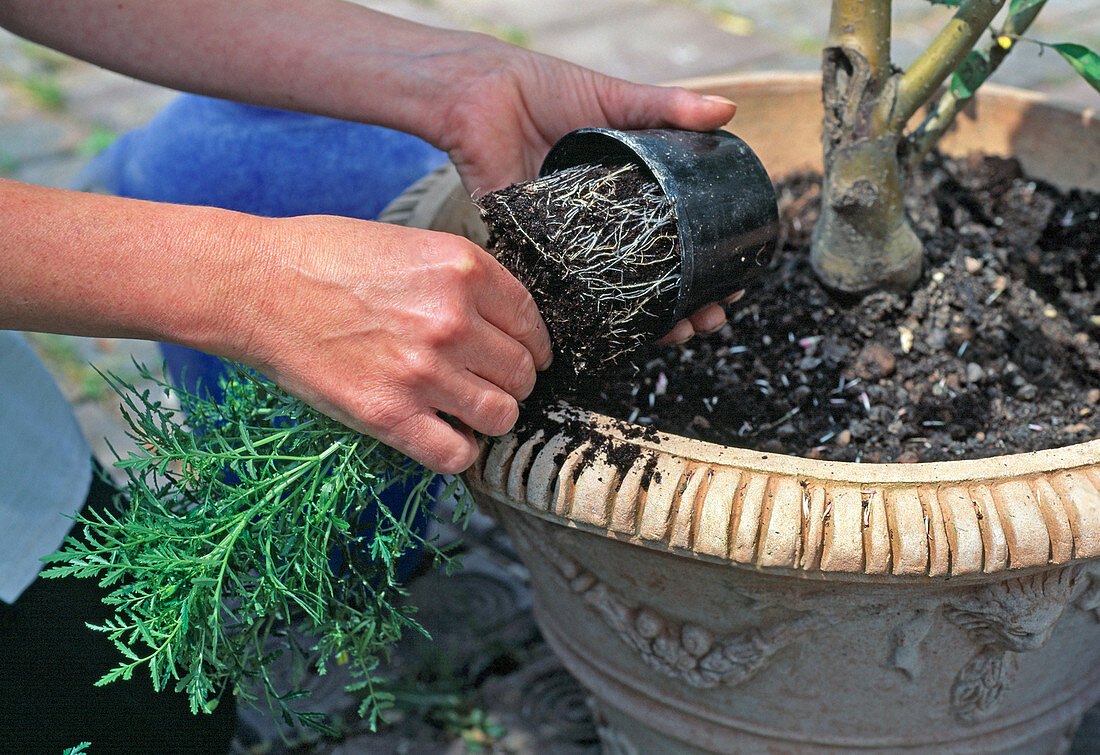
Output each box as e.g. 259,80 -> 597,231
173,211 -> 284,369
369,27 -> 515,150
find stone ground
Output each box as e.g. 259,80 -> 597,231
2,1 -> 1098,752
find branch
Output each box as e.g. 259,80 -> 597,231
892,0 -> 1008,127
828,0 -> 892,78
906,0 -> 1046,167
825,0 -> 894,136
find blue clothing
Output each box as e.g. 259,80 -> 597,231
81,94 -> 447,219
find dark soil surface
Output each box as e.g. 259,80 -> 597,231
526,154 -> 1100,463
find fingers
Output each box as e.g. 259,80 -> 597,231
689,303 -> 726,334
654,296 -> 743,346
349,369 -> 518,474
661,87 -> 738,131
464,321 -> 539,400
655,318 -> 694,346
474,254 -> 553,370
428,370 -> 520,439
385,410 -> 481,475
597,79 -> 737,134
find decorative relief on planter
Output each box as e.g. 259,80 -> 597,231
944,567 -> 1081,723
1079,566 -> 1100,621
472,419 -> 1100,578
594,722 -> 640,755
508,514 -> 833,690
589,703 -> 641,755
887,609 -> 937,680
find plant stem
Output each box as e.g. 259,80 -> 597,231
906,1 -> 1045,167
892,0 -> 1008,128
811,0 -> 923,294
829,0 -> 892,76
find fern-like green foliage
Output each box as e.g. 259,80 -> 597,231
42,363 -> 470,733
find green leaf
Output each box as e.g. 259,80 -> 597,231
1053,43 -> 1100,94
950,48 -> 992,100
1008,0 -> 1044,16
94,666 -> 128,687
927,0 -> 962,5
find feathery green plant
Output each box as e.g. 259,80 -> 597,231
43,363 -> 470,733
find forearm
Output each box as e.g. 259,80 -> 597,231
0,0 -> 487,146
0,178 -> 268,357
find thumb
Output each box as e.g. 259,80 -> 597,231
597,81 -> 737,133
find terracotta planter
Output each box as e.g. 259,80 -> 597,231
379,73 -> 1100,753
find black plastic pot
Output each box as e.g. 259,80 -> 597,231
540,127 -> 778,330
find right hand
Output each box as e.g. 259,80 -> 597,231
228,215 -> 551,474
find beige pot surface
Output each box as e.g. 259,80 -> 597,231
379,72 -> 1100,752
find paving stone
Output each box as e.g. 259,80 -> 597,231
350,0 -> 457,29
530,4 -> 786,82
1072,700 -> 1100,754
71,402 -> 142,484
0,30 -> 63,80
58,66 -> 177,133
425,0 -> 641,35
695,0 -> 833,46
12,152 -> 89,189
478,649 -> 600,754
65,335 -> 162,376
0,119 -> 73,162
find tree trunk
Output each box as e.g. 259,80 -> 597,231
810,1 -> 922,295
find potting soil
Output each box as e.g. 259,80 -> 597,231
521,153 -> 1100,464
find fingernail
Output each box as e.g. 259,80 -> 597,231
724,289 -> 746,304
702,94 -> 737,108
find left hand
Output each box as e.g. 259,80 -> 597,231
420,35 -> 742,342
425,36 -> 737,195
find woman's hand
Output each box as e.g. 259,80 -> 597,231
1,177 -> 549,475
416,36 -> 741,343
233,215 -> 552,474
424,36 -> 738,196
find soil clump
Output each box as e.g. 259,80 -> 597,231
478,162 -> 681,377
523,154 -> 1100,464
